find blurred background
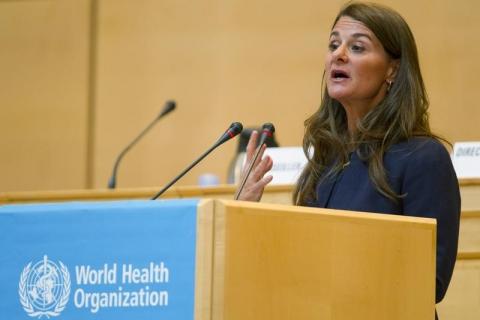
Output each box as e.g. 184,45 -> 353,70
1,0 -> 478,192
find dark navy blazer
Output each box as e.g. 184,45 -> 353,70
310,137 -> 460,304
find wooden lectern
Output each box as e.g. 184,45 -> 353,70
0,197 -> 436,319
196,200 -> 436,320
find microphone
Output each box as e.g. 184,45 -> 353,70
107,100 -> 176,189
234,123 -> 275,200
151,122 -> 243,200
257,123 -> 275,147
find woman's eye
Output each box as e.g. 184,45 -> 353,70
328,42 -> 339,51
351,45 -> 364,52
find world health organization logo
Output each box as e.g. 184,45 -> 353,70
19,255 -> 71,318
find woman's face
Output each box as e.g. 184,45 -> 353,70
325,16 -> 396,111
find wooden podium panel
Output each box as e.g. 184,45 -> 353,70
211,200 -> 436,320
436,210 -> 480,320
195,200 -> 215,320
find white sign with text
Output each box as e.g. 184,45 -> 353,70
452,141 -> 480,178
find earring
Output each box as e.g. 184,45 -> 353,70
386,80 -> 393,92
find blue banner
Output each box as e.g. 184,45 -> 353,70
0,199 -> 199,319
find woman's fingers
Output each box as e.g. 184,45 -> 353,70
242,133 -> 265,179
253,143 -> 267,168
238,173 -> 273,202
245,130 -> 258,165
236,132 -> 274,202
237,155 -> 273,201
256,174 -> 273,190
251,154 -> 273,182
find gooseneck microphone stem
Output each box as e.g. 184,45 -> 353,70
234,123 -> 275,200
108,100 -> 176,189
108,118 -> 158,188
151,142 -> 221,200
151,122 -> 243,200
234,143 -> 264,200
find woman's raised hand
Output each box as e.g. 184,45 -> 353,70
236,130 -> 273,202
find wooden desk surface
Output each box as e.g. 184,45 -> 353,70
1,179 -> 478,209
0,184 -> 293,204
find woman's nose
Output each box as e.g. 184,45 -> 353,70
332,44 -> 348,63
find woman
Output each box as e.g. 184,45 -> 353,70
238,1 -> 460,316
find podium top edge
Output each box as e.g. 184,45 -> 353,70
217,199 -> 437,226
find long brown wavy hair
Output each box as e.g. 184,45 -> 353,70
293,2 -> 437,205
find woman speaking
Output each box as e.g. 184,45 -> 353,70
237,2 -> 460,318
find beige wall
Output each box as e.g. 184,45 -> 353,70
0,0 -> 90,191
1,0 -> 479,191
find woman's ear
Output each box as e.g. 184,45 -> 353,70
386,59 -> 400,82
